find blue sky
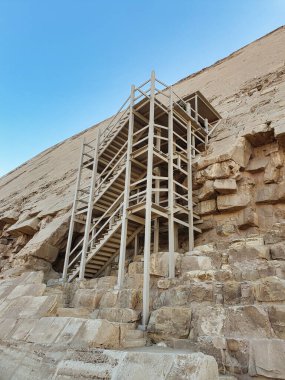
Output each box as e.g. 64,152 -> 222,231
0,0 -> 284,177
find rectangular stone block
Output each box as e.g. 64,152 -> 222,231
6,283 -> 46,300
10,318 -> 38,341
26,317 -> 70,344
73,319 -> 120,348
249,339 -> 285,379
0,318 -> 17,339
213,179 -> 237,194
198,199 -> 217,215
55,317 -> 85,345
217,193 -> 250,212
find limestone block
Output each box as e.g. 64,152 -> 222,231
98,307 -> 139,323
56,307 -> 90,318
213,179 -> 237,194
243,122 -> 274,147
198,199 -> 217,215
128,261 -> 144,275
268,305 -> 285,339
0,318 -> 17,339
223,282 -> 241,305
237,207 -> 258,229
270,242 -> 285,260
148,307 -> 192,339
230,137 -> 251,168
7,217 -> 39,236
193,243 -> 215,254
10,318 -> 38,341
180,255 -> 212,272
26,316 -> 69,344
246,156 -> 269,173
223,305 -> 273,338
228,245 -> 270,264
249,339 -> 285,379
203,162 -> 231,179
217,192 -> 251,212
96,276 -> 117,290
254,276 -> 285,302
270,151 -> 283,168
73,319 -> 120,348
17,271 -> 44,285
116,289 -> 138,309
16,214 -> 68,262
256,183 -> 279,203
274,121 -> 285,145
198,180 -> 215,201
264,159 -> 279,183
72,289 -> 103,309
0,210 -> 19,226
195,305 -> 226,337
123,274 -> 144,289
55,317 -> 85,345
6,283 -> 46,300
99,290 -> 118,308
113,351 -> 219,380
150,252 -> 180,277
0,295 -> 58,319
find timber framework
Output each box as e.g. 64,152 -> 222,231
63,71 -> 221,326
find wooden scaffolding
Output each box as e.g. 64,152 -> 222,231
62,71 -> 220,327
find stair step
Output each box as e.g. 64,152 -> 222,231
125,329 -> 144,339
122,338 -> 147,348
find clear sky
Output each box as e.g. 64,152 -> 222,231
0,0 -> 284,177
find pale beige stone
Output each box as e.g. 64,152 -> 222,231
217,192 -> 251,212
73,318 -> 120,348
268,305 -> 285,339
246,156 -> 269,173
198,180 -> 215,201
116,289 -> 138,309
249,338 -> 285,379
72,289 -> 103,309
181,255 -> 212,272
264,158 -> 280,183
203,162 -> 232,179
0,318 -> 18,339
10,318 -> 38,341
99,290 -> 118,308
254,276 -> 285,302
213,179 -> 237,194
198,199 -> 217,215
271,242 -> 285,260
150,251 -> 180,277
128,261 -> 144,275
56,307 -> 90,318
7,217 -> 39,236
114,351 -> 219,380
148,307 -> 192,339
6,283 -> 46,300
26,317 -> 69,344
98,307 -> 139,323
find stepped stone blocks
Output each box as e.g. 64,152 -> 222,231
0,27 -> 285,378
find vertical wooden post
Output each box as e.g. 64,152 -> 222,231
168,87 -> 175,279
79,129 -> 100,280
63,137 -> 85,282
117,85 -> 135,288
142,71 -> 155,328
